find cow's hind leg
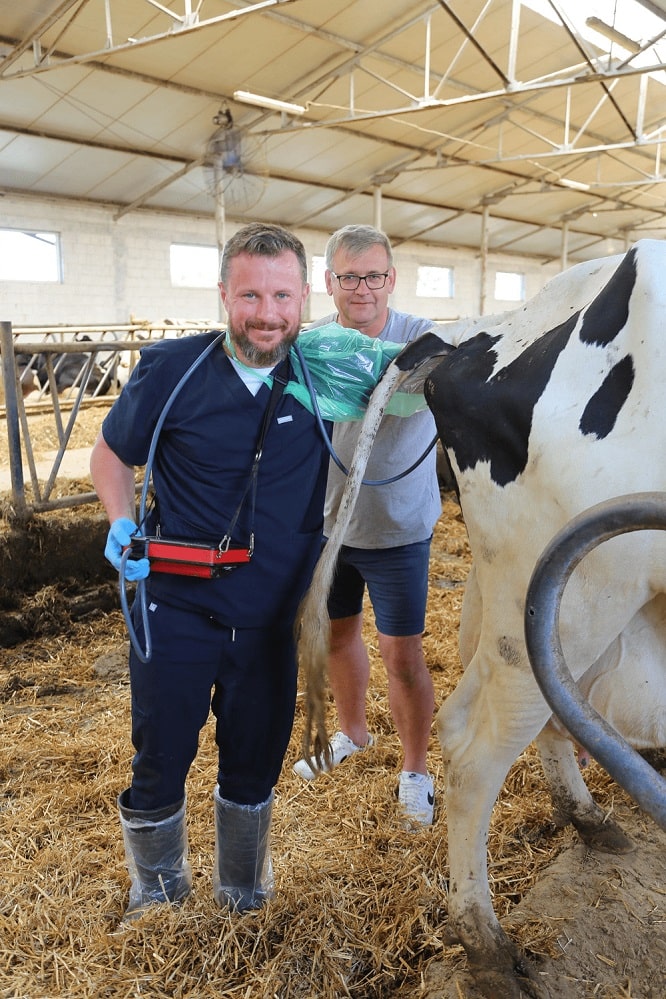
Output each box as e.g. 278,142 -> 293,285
536,723 -> 635,852
437,664 -> 552,999
536,594 -> 666,853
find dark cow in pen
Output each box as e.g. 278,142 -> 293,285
299,239 -> 666,998
34,337 -> 109,395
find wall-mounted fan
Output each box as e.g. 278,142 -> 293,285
203,113 -> 269,215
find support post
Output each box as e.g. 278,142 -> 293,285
561,221 -> 569,271
373,185 -> 382,231
479,205 -> 490,314
214,161 -> 226,323
0,321 -> 29,520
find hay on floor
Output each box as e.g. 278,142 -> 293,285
0,498 -> 650,998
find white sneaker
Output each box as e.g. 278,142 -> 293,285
398,771 -> 435,826
293,730 -> 373,781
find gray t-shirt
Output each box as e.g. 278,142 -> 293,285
312,309 -> 442,549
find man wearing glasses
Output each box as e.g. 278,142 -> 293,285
294,224 -> 441,826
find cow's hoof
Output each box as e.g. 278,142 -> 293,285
467,940 -> 546,999
469,958 -> 545,999
576,817 -> 636,854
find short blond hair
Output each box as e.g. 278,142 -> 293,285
220,223 -> 308,283
324,224 -> 393,269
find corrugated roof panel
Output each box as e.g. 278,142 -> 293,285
0,0 -> 664,264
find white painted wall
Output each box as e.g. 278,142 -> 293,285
1,193 -> 562,328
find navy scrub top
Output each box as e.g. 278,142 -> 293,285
102,331 -> 330,629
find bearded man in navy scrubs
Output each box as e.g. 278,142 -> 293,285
90,223 -> 411,919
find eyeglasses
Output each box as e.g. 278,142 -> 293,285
333,272 -> 389,291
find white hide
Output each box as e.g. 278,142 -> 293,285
432,240 -> 666,995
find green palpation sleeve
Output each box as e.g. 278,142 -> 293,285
287,323 -> 429,421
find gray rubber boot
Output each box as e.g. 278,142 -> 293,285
213,786 -> 274,913
118,789 -> 192,919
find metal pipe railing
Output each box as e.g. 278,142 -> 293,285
1,320 -> 29,520
1,321 -> 210,519
524,492 -> 666,831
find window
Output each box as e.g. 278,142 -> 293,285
0,229 -> 61,282
495,270 -> 525,301
310,255 -> 327,293
416,265 -> 454,298
170,243 -> 219,288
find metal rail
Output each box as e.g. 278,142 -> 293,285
524,492 -> 666,830
1,320 -> 210,520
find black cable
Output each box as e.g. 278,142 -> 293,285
118,332 -> 226,663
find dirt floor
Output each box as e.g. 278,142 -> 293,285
0,405 -> 664,998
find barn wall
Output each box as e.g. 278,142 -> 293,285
1,195 -> 223,326
1,193 -> 562,327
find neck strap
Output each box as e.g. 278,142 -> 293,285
221,353 -> 291,553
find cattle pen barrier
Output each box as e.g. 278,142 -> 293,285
1,319 -> 211,522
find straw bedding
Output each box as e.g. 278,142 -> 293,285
1,434 -> 664,996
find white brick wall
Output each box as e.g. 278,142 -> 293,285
1,193 -> 562,327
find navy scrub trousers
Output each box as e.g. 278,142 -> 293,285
127,597 -> 297,812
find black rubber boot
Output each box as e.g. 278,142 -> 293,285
118,789 -> 192,919
213,786 -> 274,913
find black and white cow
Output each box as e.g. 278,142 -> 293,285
299,239 -> 666,998
34,338 -> 109,396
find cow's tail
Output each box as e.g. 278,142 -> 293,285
297,361 -> 407,769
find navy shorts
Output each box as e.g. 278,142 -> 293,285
327,537 -> 432,637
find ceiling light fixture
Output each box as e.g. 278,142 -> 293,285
586,17 -> 641,55
559,177 -> 591,191
233,90 -> 306,116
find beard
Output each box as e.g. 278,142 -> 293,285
229,323 -> 299,367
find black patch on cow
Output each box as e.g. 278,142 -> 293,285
394,331 -> 454,371
579,353 -> 635,439
425,314 -> 578,487
579,247 -> 637,347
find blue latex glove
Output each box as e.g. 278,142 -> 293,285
105,517 -> 150,580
